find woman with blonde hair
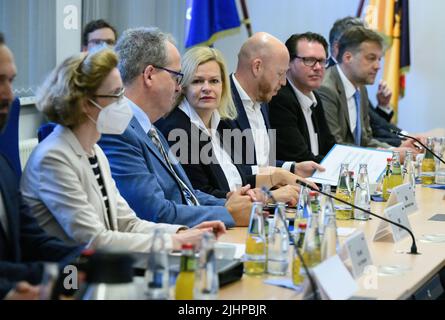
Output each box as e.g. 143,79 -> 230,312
20,48 -> 225,252
158,46 -> 301,205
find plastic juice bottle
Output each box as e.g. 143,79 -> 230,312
175,244 -> 196,300
382,158 -> 392,201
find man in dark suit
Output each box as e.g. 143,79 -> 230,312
269,32 -> 336,164
221,32 -> 323,178
0,33 -> 82,299
98,27 -> 253,228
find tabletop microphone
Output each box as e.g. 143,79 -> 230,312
390,129 -> 445,165
262,187 -> 320,300
295,180 -> 420,255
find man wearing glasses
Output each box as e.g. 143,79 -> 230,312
98,27 -> 253,229
269,32 -> 336,164
82,19 -> 117,52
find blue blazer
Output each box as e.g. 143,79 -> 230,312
98,117 -> 235,228
0,154 -> 81,298
220,76 -> 285,176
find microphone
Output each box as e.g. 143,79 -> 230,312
262,187 -> 320,300
295,180 -> 420,255
390,129 -> 445,165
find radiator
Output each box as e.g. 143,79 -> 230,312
19,138 -> 38,170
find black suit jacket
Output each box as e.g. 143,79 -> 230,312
269,81 -> 336,163
0,154 -> 82,298
219,76 -> 285,176
157,108 -> 255,199
368,103 -> 402,147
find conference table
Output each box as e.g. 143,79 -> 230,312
218,185 -> 445,300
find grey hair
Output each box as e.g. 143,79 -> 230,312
115,27 -> 175,85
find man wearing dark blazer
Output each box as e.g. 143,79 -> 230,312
98,28 -> 253,228
221,32 -> 323,178
0,33 -> 81,299
317,26 -> 419,160
269,32 -> 336,164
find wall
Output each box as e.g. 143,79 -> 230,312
10,0 -> 445,140
214,0 -> 445,134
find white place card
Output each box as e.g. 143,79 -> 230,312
386,183 -> 418,215
311,255 -> 358,300
344,231 -> 373,278
373,202 -> 412,242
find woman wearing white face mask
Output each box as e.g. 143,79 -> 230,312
20,49 -> 226,253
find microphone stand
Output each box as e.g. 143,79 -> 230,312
295,180 -> 420,255
391,129 -> 445,165
262,187 -> 320,300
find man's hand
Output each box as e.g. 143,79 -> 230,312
294,161 -> 325,178
225,186 -> 253,227
376,80 -> 392,107
271,185 -> 300,207
5,282 -> 40,300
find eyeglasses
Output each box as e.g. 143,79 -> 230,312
293,55 -> 327,68
93,87 -> 126,100
153,65 -> 184,85
88,38 -> 116,47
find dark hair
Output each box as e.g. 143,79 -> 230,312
329,16 -> 364,48
82,19 -> 117,46
337,26 -> 383,63
0,32 -> 5,45
285,32 -> 328,60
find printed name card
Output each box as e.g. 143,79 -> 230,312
373,202 -> 412,243
311,255 -> 358,300
344,231 -> 373,279
386,183 -> 418,215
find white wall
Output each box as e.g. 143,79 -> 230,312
214,0 -> 445,133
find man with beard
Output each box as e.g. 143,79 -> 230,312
221,32 -> 324,178
269,32 -> 336,164
0,32 -> 82,300
317,26 -> 419,160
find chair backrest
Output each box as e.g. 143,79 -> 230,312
0,98 -> 22,179
37,122 -> 57,143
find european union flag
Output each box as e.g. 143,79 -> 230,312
185,0 -> 241,48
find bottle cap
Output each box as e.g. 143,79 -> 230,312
298,222 -> 307,229
387,158 -> 392,162
181,243 -> 194,250
309,191 -> 318,197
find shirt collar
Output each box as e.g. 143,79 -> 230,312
287,77 -> 317,112
178,99 -> 221,136
336,64 -> 357,99
231,74 -> 258,111
127,98 -> 152,134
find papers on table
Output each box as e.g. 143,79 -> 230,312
309,144 -> 393,186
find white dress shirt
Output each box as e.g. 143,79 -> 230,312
337,65 -> 359,135
232,75 -> 270,173
288,77 -> 319,156
179,100 -> 243,191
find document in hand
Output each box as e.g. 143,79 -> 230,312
309,144 -> 393,186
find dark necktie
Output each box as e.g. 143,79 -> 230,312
148,128 -> 200,206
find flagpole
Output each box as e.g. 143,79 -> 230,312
239,0 -> 253,37
356,0 -> 365,17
